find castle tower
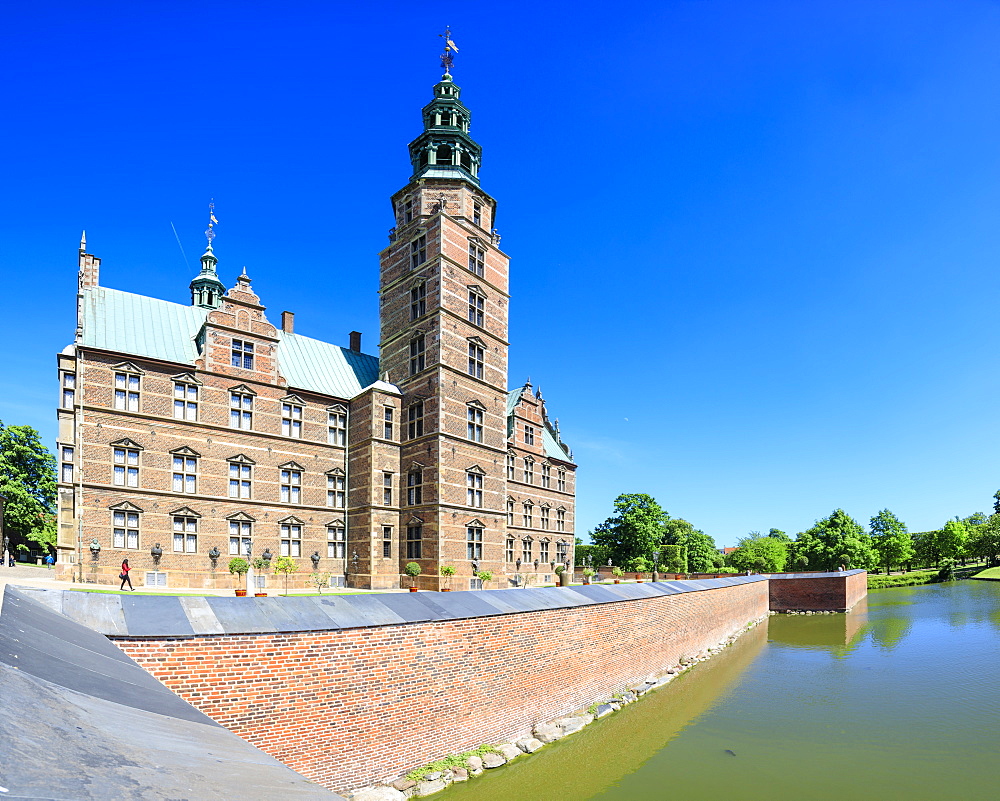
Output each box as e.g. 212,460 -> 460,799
376,52 -> 510,588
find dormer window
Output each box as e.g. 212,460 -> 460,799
232,339 -> 254,370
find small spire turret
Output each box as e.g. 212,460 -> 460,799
189,202 -> 225,309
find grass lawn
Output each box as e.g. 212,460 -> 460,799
972,566 -> 1000,580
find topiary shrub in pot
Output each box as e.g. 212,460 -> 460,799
228,557 -> 249,596
439,564 -> 456,591
611,566 -> 624,584
404,561 -> 421,591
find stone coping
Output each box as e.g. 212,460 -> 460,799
764,570 -> 866,579
10,575 -> 769,639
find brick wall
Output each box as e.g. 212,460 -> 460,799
768,571 -> 867,612
115,580 -> 768,792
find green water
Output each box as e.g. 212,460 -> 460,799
441,581 -> 1000,801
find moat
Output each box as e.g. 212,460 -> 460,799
440,580 -> 1000,800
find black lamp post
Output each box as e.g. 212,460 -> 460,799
0,493 -> 7,566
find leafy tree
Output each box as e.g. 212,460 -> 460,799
273,555 -> 298,595
684,529 -> 719,573
592,494 -> 666,566
869,509 -> 913,575
936,519 -> 968,563
795,509 -> 876,572
767,528 -> 791,542
659,544 -> 684,573
912,531 -> 941,568
661,517 -> 695,573
575,541 -> 609,567
968,515 -> 1000,566
0,422 -> 57,553
725,534 -> 787,573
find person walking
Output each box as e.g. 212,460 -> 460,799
45,553 -> 55,569
120,558 -> 134,591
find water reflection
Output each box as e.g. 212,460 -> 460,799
767,597 -> 868,649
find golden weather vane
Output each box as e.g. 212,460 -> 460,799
206,199 -> 219,245
439,26 -> 459,73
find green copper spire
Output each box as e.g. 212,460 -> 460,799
407,31 -> 482,185
190,202 -> 225,309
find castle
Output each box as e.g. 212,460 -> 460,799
54,64 -> 576,590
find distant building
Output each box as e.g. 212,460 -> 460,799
55,69 -> 576,590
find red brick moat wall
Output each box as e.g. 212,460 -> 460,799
114,580 -> 768,792
768,571 -> 867,612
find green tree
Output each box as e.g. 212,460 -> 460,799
936,519 -> 968,563
869,509 -> 913,575
912,530 -> 941,568
725,534 -> 787,573
968,515 -> 1000,566
684,529 -> 719,573
0,422 -> 57,554
767,528 -> 791,542
795,509 -> 876,572
659,544 -> 685,573
661,517 -> 695,573
592,494 -> 666,566
273,555 -> 298,595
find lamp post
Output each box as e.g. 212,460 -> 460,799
515,557 -> 522,588
0,493 -> 7,566
652,552 -> 659,582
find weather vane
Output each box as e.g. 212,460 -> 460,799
439,27 -> 458,74
205,199 -> 219,245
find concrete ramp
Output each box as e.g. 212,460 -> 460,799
0,586 -> 340,800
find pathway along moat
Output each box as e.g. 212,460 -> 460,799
440,580 -> 1000,801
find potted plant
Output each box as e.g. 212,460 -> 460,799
611,566 -> 624,584
439,564 -> 456,591
310,571 -> 331,594
251,557 -> 269,596
228,557 -> 249,596
273,555 -> 298,596
404,561 -> 421,591
478,570 -> 493,589
629,556 -> 651,582
582,567 -> 596,585
553,564 -> 564,586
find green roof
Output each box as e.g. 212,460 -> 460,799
80,287 -> 379,400
506,387 -> 573,463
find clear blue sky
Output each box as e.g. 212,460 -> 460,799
2,1 -> 999,547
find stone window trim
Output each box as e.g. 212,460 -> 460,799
466,400 -> 485,442
110,501 -> 143,550
170,448 -> 199,494
228,382 -> 258,396
326,521 -> 347,559
467,286 -> 486,327
409,333 -> 427,376
111,361 -> 145,377
172,512 -> 199,554
327,404 -> 348,446
110,438 -> 143,488
467,337 -> 486,380
225,510 -> 257,523
278,515 -> 304,558
409,277 -> 428,321
280,394 -> 305,438
109,437 -> 144,451
465,465 -> 485,508
279,461 -> 304,505
407,399 -> 425,440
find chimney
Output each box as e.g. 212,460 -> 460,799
281,311 -> 295,333
350,331 -> 362,352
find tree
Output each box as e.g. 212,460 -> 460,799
767,528 -> 791,542
795,509 -> 876,572
659,544 -> 685,573
869,509 -> 913,575
592,494 -> 666,566
684,529 -> 719,573
0,422 -> 57,554
273,555 -> 298,595
936,519 -> 968,563
912,531 -> 941,568
968,515 -> 1000,566
661,517 -> 696,573
725,534 -> 787,573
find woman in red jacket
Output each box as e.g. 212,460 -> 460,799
120,558 -> 134,591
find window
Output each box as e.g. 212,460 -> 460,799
557,509 -> 566,532
172,455 -> 197,493
467,406 -> 483,442
61,372 -> 75,409
383,407 -> 394,440
410,283 -> 426,320
113,510 -> 140,549
523,502 -> 533,528
522,539 -> 533,562
507,499 -> 514,526
468,341 -> 484,379
173,382 -> 198,421
407,401 -> 424,439
229,520 -> 252,555
466,471 -> 483,507
280,468 -> 302,504
231,339 -> 255,369
523,458 -> 534,484
113,447 -> 140,488
382,472 -> 393,505
230,392 -> 253,429
281,403 -> 303,438
506,453 -> 515,480
469,577 -> 483,590
172,516 -> 197,553
473,202 -> 482,227
409,335 -> 426,375
382,525 -> 393,558
404,198 -> 414,224
229,462 -> 252,499
524,425 -> 535,446
328,409 -> 347,445
541,506 -> 551,531
61,446 -> 74,484
327,525 -> 346,558
410,234 -> 427,269
280,522 -> 302,557
505,538 -> 515,562
540,540 -> 550,563
558,470 -> 566,492
468,241 -> 485,277
557,541 -> 569,562
407,470 -> 423,505
406,525 -> 422,558
468,290 -> 484,326
541,464 -> 551,489
326,473 -> 345,508
113,372 -> 140,412
466,526 -> 483,560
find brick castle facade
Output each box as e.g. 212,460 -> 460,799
54,69 -> 576,590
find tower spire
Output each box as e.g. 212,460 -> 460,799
438,26 -> 458,76
190,201 -> 225,309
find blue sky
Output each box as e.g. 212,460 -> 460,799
2,1 -> 999,546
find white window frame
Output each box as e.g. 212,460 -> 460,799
173,382 -> 198,421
